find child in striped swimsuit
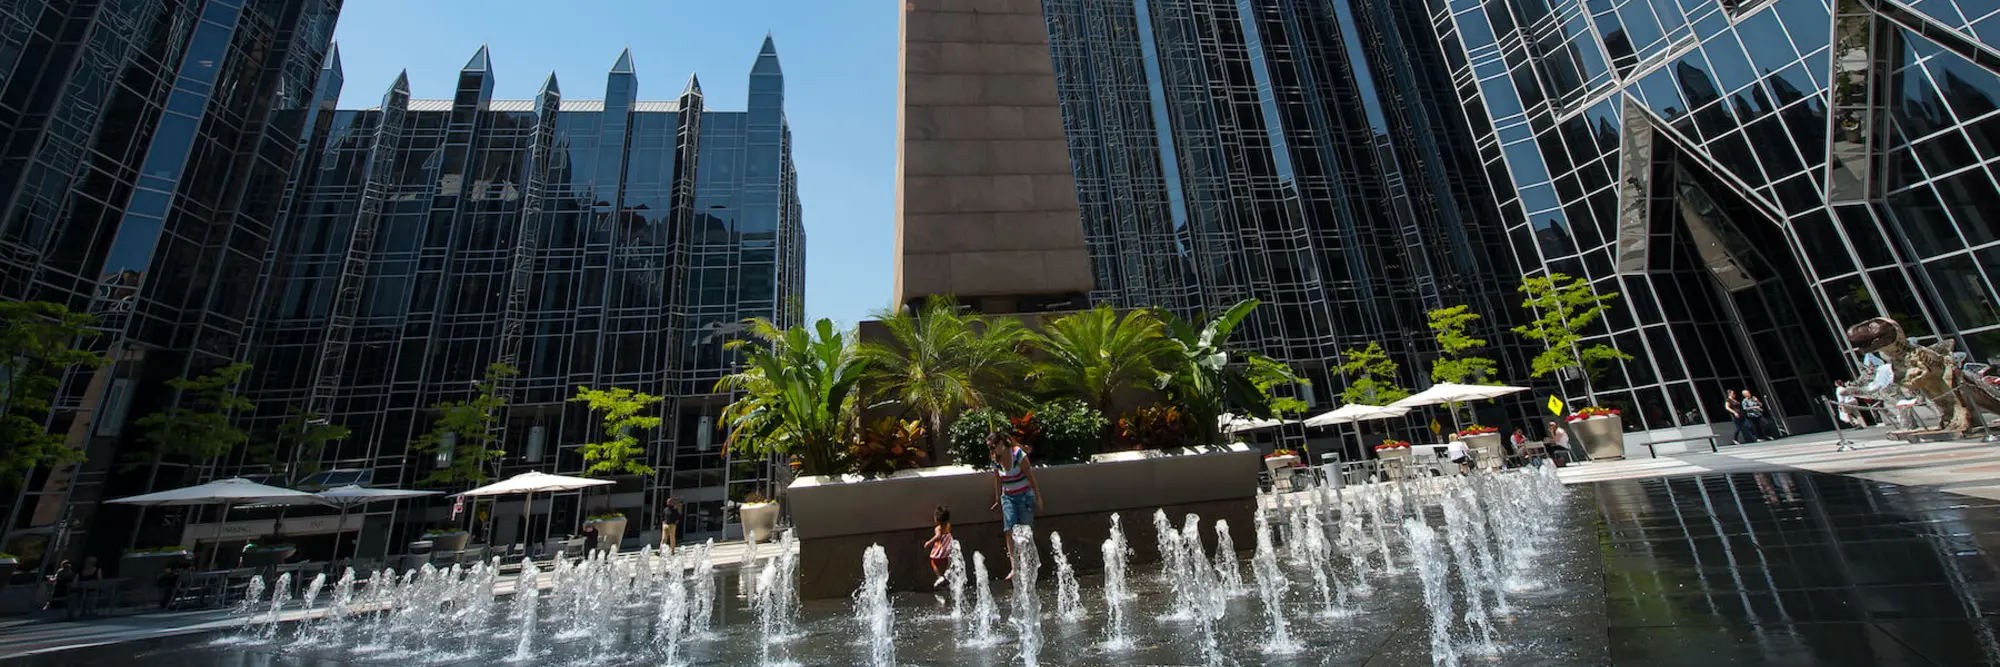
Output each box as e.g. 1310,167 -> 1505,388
925,505 -> 953,587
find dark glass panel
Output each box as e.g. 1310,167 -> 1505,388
1871,267 -> 1938,339
1925,253 -> 2000,329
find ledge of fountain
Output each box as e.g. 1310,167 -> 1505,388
788,442 -> 1260,599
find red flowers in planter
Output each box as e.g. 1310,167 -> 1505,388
1374,440 -> 1411,451
1455,425 -> 1498,437
1265,448 -> 1298,460
1566,406 -> 1622,422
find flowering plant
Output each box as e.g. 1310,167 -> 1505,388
1374,440 -> 1411,451
1566,406 -> 1621,422
1456,425 -> 1498,437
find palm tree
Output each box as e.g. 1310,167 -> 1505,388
1160,299 -> 1307,444
1031,305 -> 1172,419
715,318 -> 868,476
860,295 -> 1031,459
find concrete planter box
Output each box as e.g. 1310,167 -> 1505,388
242,545 -> 295,568
739,503 -> 780,544
1571,415 -> 1626,460
586,517 -> 627,551
787,443 -> 1259,599
1463,433 -> 1503,469
423,532 -> 471,553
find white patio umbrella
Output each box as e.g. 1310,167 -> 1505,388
1220,413 -> 1291,434
314,486 -> 441,560
1388,382 -> 1531,436
107,478 -> 320,568
1387,382 -> 1530,408
457,472 -> 614,555
1303,403 -> 1412,428
1303,404 -> 1414,466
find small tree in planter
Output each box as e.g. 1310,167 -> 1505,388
0,301 -> 107,487
1337,342 -> 1410,406
135,362 -> 255,464
412,363 -> 517,486
1427,305 -> 1500,420
1512,272 -> 1630,400
571,385 -> 662,550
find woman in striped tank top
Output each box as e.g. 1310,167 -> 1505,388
987,431 -> 1043,580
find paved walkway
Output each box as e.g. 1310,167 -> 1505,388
0,537 -> 794,660
1555,427 -> 2000,500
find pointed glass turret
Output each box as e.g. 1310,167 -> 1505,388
462,44 -> 490,73
682,73 -> 702,98
610,47 -> 636,75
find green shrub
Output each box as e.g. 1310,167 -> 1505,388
1032,399 -> 1106,465
947,407 -> 1009,467
945,401 -> 1106,467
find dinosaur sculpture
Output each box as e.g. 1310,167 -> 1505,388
1846,317 -> 2000,436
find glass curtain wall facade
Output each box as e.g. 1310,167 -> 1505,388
237,40 -> 805,547
1039,0 -> 1525,455
1428,0 -> 2000,434
0,0 -> 341,557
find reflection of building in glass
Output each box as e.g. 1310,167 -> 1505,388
0,0 -> 342,558
1429,0 -> 2000,435
242,41 -> 805,545
1037,0 -> 1526,455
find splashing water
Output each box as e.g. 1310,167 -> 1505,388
854,544 -> 894,667
971,551 -> 1000,645
1251,509 -> 1298,654
1050,531 -> 1083,622
259,573 -> 293,642
1404,517 -> 1461,667
654,549 -> 689,666
1213,520 -> 1245,596
510,560 -> 541,662
1010,525 -> 1042,667
1100,523 -> 1132,650
946,536 -> 969,621
688,539 -> 716,637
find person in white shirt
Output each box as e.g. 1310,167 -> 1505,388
1546,421 -> 1573,467
1445,438 -> 1471,474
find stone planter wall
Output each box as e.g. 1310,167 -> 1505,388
787,444 -> 1259,599
1571,414 -> 1626,460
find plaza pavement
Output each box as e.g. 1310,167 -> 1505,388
1552,426 -> 2000,501
0,535 -> 794,659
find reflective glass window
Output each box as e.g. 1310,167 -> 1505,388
1888,185 -> 1966,257
1932,166 -> 2000,247
1837,207 -> 1896,269
1926,253 -> 2000,329
1789,210 -> 1854,277
1871,267 -> 1938,338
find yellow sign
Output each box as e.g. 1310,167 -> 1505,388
1430,419 -> 1442,435
1547,395 -> 1565,415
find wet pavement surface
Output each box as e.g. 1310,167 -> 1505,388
1596,471 -> 2000,665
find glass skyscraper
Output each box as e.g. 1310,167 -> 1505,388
1040,0 -> 1527,453
0,0 -> 342,557
1038,0 -> 2000,448
1426,0 -> 2000,434
241,40 -> 805,546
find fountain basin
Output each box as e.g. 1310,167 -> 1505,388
786,443 -> 1259,598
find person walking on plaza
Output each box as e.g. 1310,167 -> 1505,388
988,431 -> 1042,580
660,497 -> 683,551
924,505 -> 954,588
1725,390 -> 1756,444
1741,389 -> 1774,441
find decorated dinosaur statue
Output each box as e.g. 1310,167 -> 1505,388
1846,317 -> 2000,436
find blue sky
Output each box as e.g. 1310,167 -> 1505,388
329,0 -> 898,326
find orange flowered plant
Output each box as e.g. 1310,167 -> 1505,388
848,418 -> 930,475
1455,425 -> 1498,437
1265,448 -> 1298,460
1374,439 -> 1411,451
1113,404 -> 1193,451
